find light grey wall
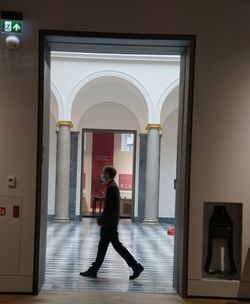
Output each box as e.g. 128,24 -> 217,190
1,0 -> 250,296
159,109 -> 178,219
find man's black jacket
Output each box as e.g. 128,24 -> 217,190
97,180 -> 120,227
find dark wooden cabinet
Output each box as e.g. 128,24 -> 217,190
120,198 -> 132,216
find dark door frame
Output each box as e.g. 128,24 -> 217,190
80,128 -> 137,221
34,30 -> 196,296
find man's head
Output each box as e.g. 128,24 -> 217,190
102,165 -> 117,182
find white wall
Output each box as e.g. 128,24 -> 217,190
159,110 -> 178,218
113,133 -> 133,176
51,53 -> 180,128
113,133 -> 133,199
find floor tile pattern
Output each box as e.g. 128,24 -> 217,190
43,218 -> 175,293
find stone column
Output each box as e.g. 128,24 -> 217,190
54,121 -> 73,221
144,124 -> 161,224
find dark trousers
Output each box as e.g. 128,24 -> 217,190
91,226 -> 138,272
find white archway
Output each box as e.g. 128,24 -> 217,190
160,84 -> 179,125
51,81 -> 64,120
78,101 -> 141,131
155,79 -> 179,123
68,70 -> 152,132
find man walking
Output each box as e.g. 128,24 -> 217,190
80,165 -> 144,280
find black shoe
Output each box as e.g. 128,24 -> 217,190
79,268 -> 97,278
130,263 -> 144,280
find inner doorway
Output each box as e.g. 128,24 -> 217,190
35,31 -> 195,296
81,129 -> 136,220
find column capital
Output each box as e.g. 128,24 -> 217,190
57,120 -> 73,128
145,123 -> 162,131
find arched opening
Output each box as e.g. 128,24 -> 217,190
69,74 -> 147,224
76,102 -> 140,220
70,73 -> 149,132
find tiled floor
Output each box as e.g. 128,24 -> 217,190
43,218 -> 175,293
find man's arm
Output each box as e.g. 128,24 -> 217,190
97,186 -> 115,226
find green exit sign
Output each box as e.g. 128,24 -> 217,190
1,19 -> 23,34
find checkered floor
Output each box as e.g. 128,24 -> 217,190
43,218 -> 175,293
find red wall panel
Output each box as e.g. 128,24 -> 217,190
91,133 -> 114,206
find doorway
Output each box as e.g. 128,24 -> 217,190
81,129 -> 136,220
35,31 -> 196,296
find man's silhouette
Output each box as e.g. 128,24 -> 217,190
80,165 -> 144,280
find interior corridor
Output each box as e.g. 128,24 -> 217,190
43,218 -> 175,293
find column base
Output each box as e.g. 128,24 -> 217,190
143,219 -> 159,224
54,217 -> 70,223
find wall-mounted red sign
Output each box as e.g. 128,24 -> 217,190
119,174 -> 133,190
0,207 -> 6,216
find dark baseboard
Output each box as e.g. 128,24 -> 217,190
158,217 -> 175,224
47,215 -> 175,224
47,215 -> 54,221
133,217 -> 175,224
133,217 -> 144,223
47,215 -> 81,221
